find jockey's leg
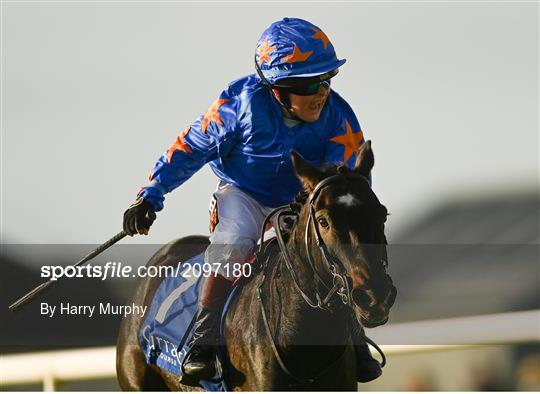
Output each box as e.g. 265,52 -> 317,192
181,274 -> 232,380
350,315 -> 383,383
182,184 -> 271,381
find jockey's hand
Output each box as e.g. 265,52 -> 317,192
123,198 -> 156,236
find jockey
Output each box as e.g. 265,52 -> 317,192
123,17 -> 381,383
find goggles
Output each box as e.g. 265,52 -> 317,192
272,69 -> 337,96
285,79 -> 331,96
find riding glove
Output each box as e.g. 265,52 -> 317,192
123,198 -> 156,236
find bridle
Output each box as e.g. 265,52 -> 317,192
258,169 -> 370,311
255,170 -> 386,384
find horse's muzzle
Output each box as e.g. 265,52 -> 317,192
352,281 -> 396,328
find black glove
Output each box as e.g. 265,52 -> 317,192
123,198 -> 156,236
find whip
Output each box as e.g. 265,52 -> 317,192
8,230 -> 127,311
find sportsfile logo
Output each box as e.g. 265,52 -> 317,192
40,262 -> 185,281
40,261 -> 253,281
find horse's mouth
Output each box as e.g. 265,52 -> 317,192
359,313 -> 389,328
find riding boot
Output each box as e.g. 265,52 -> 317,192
351,317 -> 382,383
182,274 -> 233,381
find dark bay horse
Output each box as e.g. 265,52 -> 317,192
117,141 -> 396,391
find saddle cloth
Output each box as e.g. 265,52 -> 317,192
139,228 -> 280,390
139,252 -> 228,391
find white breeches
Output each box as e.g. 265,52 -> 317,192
205,183 -> 274,279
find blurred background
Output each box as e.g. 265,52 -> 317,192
1,1 -> 538,391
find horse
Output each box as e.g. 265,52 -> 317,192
116,141 -> 396,391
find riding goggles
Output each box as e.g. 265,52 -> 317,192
286,79 -> 331,96
273,69 -> 337,96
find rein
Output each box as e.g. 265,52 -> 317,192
255,171 -> 380,383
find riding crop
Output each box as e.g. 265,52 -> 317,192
8,230 -> 127,311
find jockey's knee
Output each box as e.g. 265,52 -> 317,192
204,237 -> 255,280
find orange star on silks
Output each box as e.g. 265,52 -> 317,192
282,44 -> 313,63
329,119 -> 364,163
201,98 -> 230,134
256,37 -> 276,66
167,126 -> 192,163
311,27 -> 331,49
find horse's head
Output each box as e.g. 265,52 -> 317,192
291,141 -> 396,328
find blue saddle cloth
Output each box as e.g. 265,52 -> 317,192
139,252 -> 231,391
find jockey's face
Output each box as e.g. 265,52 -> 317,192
289,84 -> 330,123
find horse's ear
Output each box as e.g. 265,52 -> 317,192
354,140 -> 374,177
291,150 -> 324,192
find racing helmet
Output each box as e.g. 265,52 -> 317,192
255,17 -> 346,86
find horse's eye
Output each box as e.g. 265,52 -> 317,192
317,217 -> 329,228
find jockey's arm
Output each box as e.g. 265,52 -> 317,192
136,95 -> 239,212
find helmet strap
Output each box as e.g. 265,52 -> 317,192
254,55 -> 303,122
272,88 -> 303,122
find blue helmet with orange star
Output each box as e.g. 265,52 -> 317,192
255,18 -> 346,86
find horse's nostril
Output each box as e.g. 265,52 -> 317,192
351,288 -> 372,309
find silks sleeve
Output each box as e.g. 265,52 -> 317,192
136,93 -> 239,211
